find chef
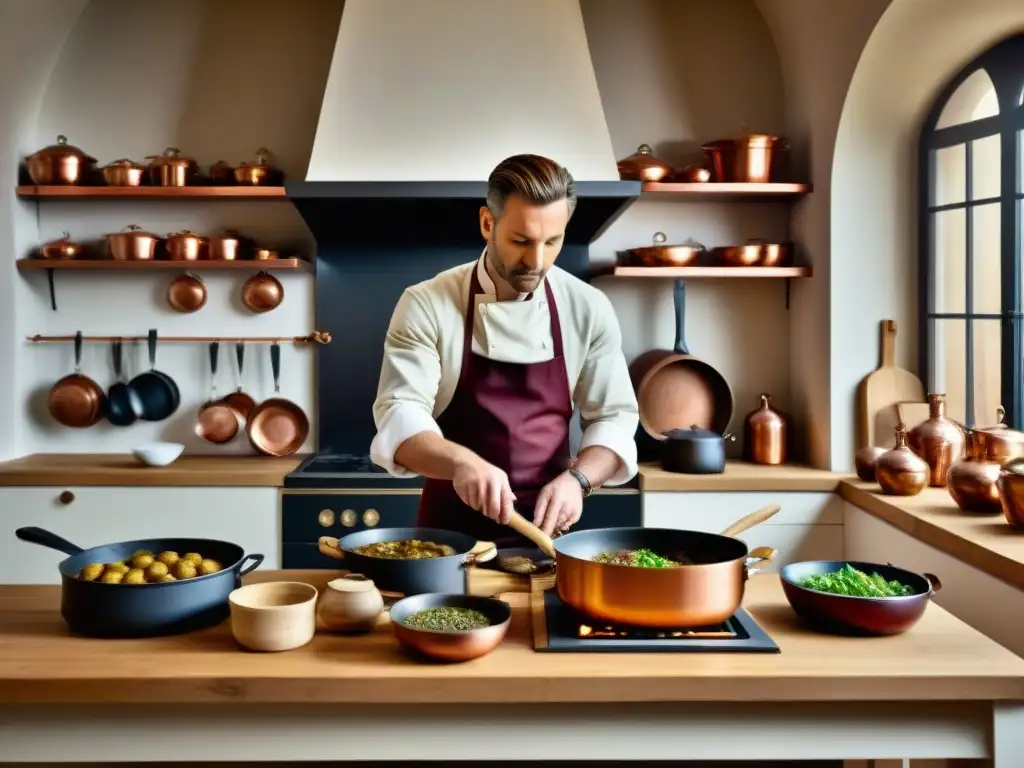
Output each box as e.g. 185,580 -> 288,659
370,154 -> 639,544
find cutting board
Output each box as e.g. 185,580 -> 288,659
857,319 -> 925,448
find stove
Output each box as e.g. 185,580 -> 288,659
284,453 -> 424,489
535,591 -> 779,653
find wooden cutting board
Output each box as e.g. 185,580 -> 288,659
857,319 -> 925,449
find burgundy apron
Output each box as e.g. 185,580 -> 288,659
417,269 -> 572,546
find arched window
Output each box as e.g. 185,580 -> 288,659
919,33 -> 1024,428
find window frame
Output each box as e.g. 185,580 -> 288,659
918,33 -> 1024,428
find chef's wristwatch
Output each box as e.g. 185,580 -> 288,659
568,467 -> 593,498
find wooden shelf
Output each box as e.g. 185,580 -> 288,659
15,185 -> 286,199
605,265 -> 812,278
16,257 -> 312,273
640,182 -> 811,201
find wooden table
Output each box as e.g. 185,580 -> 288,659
1,570 -> 1023,765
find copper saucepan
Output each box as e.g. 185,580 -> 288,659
196,342 -> 242,445
221,341 -> 257,424
246,342 -> 309,456
627,232 -> 706,267
48,331 -> 108,428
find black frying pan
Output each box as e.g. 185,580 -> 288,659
129,329 -> 180,421
16,526 -> 264,638
106,338 -> 144,426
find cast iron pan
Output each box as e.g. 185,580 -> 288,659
106,338 -> 144,426
128,329 -> 180,421
15,526 -> 264,638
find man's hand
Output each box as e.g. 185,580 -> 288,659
452,454 -> 516,524
534,471 -> 584,537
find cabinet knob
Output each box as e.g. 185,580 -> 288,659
363,508 -> 380,527
341,509 -> 357,527
317,509 -> 335,528
58,491 -> 75,505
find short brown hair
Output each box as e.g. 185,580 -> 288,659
486,154 -> 577,219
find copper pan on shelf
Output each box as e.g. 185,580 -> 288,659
247,342 -> 309,456
627,232 -> 706,267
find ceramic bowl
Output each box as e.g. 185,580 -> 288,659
389,593 -> 511,662
229,581 -> 318,652
780,560 -> 941,636
132,442 -> 184,467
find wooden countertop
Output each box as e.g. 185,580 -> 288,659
638,461 -> 841,492
0,453 -> 306,487
1,569 -> 1021,705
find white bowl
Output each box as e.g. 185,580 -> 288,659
229,581 -> 318,652
132,442 -> 185,467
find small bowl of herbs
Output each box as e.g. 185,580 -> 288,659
388,593 -> 511,662
780,560 -> 942,636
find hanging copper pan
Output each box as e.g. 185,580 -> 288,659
241,271 -> 284,313
48,331 -> 108,428
196,342 -> 241,445
221,341 -> 257,423
167,272 -> 207,313
247,342 -> 309,456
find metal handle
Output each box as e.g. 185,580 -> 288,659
672,280 -> 690,355
270,342 -> 281,394
73,331 -> 83,373
15,526 -> 85,557
148,328 -> 158,370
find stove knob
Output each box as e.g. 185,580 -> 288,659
341,509 -> 357,527
363,508 -> 380,527
317,509 -> 335,528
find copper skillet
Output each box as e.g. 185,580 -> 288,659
221,341 -> 257,423
48,331 -> 108,428
246,342 -> 309,456
195,342 -> 242,445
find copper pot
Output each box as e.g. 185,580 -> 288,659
234,147 -> 280,186
166,230 -> 208,261
40,231 -> 85,260
671,164 -> 711,183
145,147 -> 198,187
970,406 -> 1024,465
102,158 -> 146,187
714,239 -> 790,267
167,273 -> 207,313
855,446 -> 886,482
107,225 -> 159,261
876,425 -> 929,496
209,230 -> 244,261
26,135 -> 96,185
627,232 -> 705,267
947,429 -> 1002,515
701,133 -> 783,183
743,393 -> 787,465
616,144 -> 673,182
907,393 -> 965,487
998,458 -> 1024,528
47,332 -> 107,428
760,242 -> 791,267
241,271 -> 284,313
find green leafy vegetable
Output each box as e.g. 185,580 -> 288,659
403,606 -> 490,632
593,548 -> 684,568
801,564 -> 913,597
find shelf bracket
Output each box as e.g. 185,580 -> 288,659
46,268 -> 58,312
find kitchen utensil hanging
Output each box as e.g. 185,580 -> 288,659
106,338 -> 143,427
167,272 -> 207,313
47,331 -> 108,428
196,341 -> 242,445
241,271 -> 284,313
127,329 -> 180,422
221,341 -> 257,423
246,342 -> 309,456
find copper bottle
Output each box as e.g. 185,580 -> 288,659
876,425 -> 929,496
907,393 -> 965,487
743,393 -> 786,465
946,429 -> 1002,515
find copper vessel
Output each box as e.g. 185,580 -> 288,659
854,446 -> 886,482
714,239 -> 791,267
246,342 -> 309,456
209,230 -> 244,261
222,342 -> 257,423
241,271 -> 284,313
166,273 -> 207,313
628,232 -> 705,267
947,430 -> 1002,515
234,147 -> 280,186
389,594 -> 510,662
743,393 -> 787,465
196,342 -> 242,445
107,225 -> 159,261
166,230 -> 208,261
40,231 -> 85,260
101,158 -> 145,187
701,133 -> 782,183
145,147 -> 197,187
997,458 -> 1024,529
876,425 -> 929,496
907,393 -> 965,487
616,144 -> 673,182
253,248 -> 279,261
760,242 -> 791,267
26,135 -> 96,185
671,164 -> 711,183
47,332 -> 107,428
971,406 -> 1024,465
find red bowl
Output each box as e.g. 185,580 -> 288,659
780,560 -> 941,636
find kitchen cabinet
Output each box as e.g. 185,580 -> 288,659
642,491 -> 843,570
0,487 -> 279,584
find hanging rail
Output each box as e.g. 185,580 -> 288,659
25,331 -> 333,345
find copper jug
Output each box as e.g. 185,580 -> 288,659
743,393 -> 786,465
877,425 -> 929,496
907,393 -> 965,487
946,429 -> 1001,515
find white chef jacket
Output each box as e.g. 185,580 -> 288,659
369,252 -> 639,486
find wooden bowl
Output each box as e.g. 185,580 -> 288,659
780,560 -> 941,636
229,581 -> 318,652
389,593 -> 511,662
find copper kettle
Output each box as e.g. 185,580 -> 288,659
743,393 -> 787,465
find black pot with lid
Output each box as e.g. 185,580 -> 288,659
661,425 -> 736,475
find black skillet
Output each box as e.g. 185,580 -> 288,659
128,329 -> 180,421
106,338 -> 144,426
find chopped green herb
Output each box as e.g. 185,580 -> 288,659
801,564 -> 914,598
403,606 -> 490,632
593,548 -> 684,568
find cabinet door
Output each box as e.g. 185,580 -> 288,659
0,487 -> 280,584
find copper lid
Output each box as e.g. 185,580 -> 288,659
108,224 -> 158,238
29,134 -> 95,161
146,147 -> 196,167
104,158 -> 145,170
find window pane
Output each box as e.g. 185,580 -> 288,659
973,319 -> 1002,428
935,144 -> 965,205
933,208 -> 966,313
971,134 -> 1001,200
936,68 -> 999,128
972,202 -> 1001,313
932,319 -> 967,424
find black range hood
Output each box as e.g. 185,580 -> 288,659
286,180 -> 640,248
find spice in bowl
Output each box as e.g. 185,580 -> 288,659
403,606 -> 490,632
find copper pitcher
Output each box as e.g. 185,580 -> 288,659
743,393 -> 787,465
876,425 -> 929,496
947,429 -> 1002,515
907,393 -> 965,487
